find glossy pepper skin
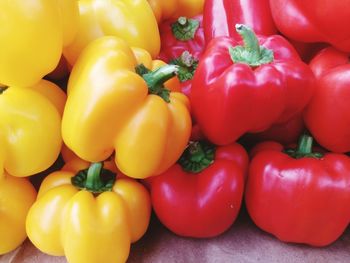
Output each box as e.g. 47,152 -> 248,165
191,24 -> 315,145
148,141 -> 248,238
158,15 -> 204,96
62,36 -> 191,179
270,0 -> 350,52
148,0 -> 204,23
26,162 -> 151,263
304,47 -> 350,153
0,82 -> 62,177
246,135 -> 350,246
203,0 -> 277,44
246,114 -> 305,145
0,173 -> 36,255
63,0 -> 160,66
0,0 -> 78,87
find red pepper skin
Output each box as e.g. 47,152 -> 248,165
288,40 -> 328,63
270,0 -> 350,52
191,34 -> 315,145
149,142 -> 248,238
203,0 -> 277,44
246,139 -> 350,246
247,114 -> 305,145
158,15 -> 204,63
304,47 -> 350,153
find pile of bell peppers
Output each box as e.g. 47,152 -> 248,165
1,0 -> 350,262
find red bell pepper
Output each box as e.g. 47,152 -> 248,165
270,0 -> 350,52
246,135 -> 350,246
304,47 -> 350,153
148,140 -> 248,238
158,15 -> 205,96
190,24 -> 315,145
246,114 -> 305,145
203,0 -> 277,44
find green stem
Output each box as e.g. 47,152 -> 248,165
297,135 -> 313,155
178,141 -> 215,173
136,64 -> 178,103
284,135 -> 323,159
236,24 -> 261,60
229,24 -> 274,67
71,162 -> 116,194
171,16 -> 200,41
169,51 -> 198,82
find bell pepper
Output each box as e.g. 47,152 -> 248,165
30,79 -> 67,116
245,114 -> 305,145
0,81 -> 62,177
304,47 -> 350,153
191,24 -> 315,145
270,0 -> 350,52
0,173 -> 37,255
158,15 -> 204,96
0,0 -> 78,87
148,0 -> 204,23
246,135 -> 350,246
203,0 -> 277,44
62,36 -> 191,179
63,0 -> 160,66
26,162 -> 151,263
148,140 -> 248,238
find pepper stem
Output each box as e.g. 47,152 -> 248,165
171,16 -> 200,41
284,135 -> 323,159
71,162 -> 116,194
178,141 -> 215,173
229,24 -> 274,66
136,64 -> 178,103
169,51 -> 198,82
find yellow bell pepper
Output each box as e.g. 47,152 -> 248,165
26,162 -> 151,263
0,173 -> 37,255
147,0 -> 204,23
63,0 -> 160,66
0,81 -> 62,177
0,0 -> 78,87
62,36 -> 191,179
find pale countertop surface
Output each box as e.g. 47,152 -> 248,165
2,208 -> 350,263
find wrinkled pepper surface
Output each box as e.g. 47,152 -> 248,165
26,162 -> 151,263
0,81 -> 62,177
0,173 -> 36,255
0,0 -> 78,87
63,0 -> 160,66
203,0 -> 277,44
148,0 -> 204,23
304,47 -> 350,152
190,24 -> 315,145
246,135 -> 350,246
270,0 -> 350,52
62,36 -> 191,179
148,141 -> 248,238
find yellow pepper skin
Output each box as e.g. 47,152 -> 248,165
62,36 -> 191,179
0,173 -> 37,255
147,0 -> 204,23
0,0 -> 78,87
26,163 -> 151,263
63,0 -> 160,66
30,79 -> 67,116
0,82 -> 62,177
